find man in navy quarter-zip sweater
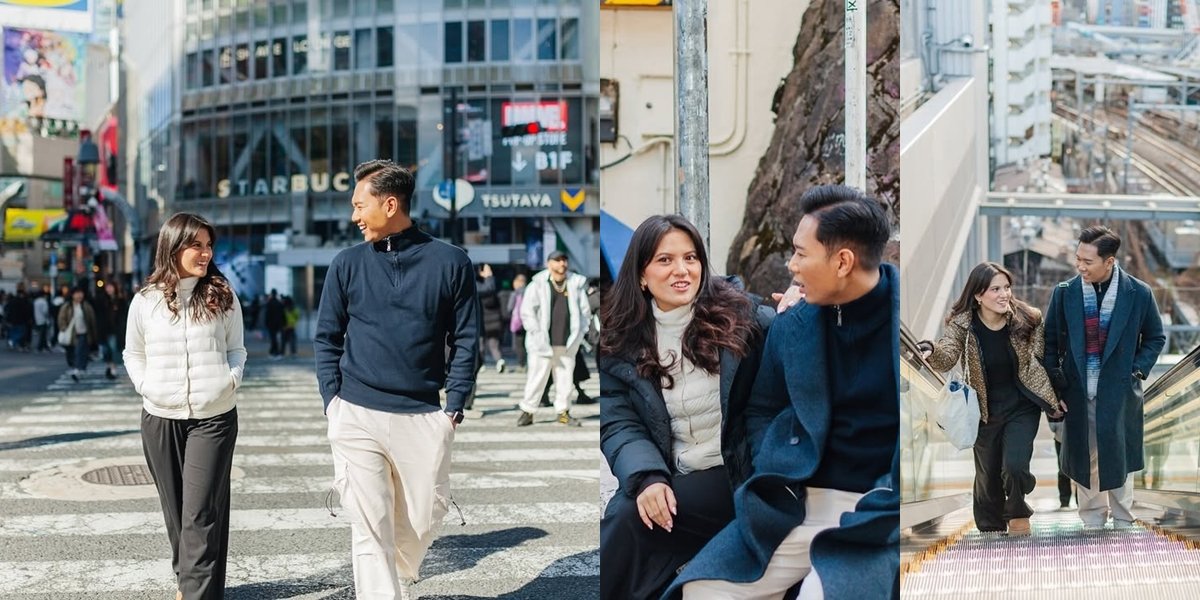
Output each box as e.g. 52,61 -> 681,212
315,159 -> 479,600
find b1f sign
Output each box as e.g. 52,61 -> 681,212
501,101 -> 568,131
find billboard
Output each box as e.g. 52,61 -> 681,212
1,26 -> 87,129
3,207 -> 65,242
0,1 -> 93,34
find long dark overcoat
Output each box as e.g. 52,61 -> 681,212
1043,272 -> 1165,491
663,265 -> 901,600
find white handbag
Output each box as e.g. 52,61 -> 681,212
57,325 -> 74,347
936,342 -> 982,450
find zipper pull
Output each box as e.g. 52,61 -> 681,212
835,305 -> 842,327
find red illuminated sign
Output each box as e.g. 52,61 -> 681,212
501,101 -> 568,131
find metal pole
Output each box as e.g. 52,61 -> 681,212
844,0 -> 867,190
444,88 -> 460,245
674,0 -> 710,247
1123,104 -> 1134,194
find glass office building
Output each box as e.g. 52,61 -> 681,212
127,0 -> 598,301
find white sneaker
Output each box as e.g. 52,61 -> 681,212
496,359 -> 506,374
399,578 -> 418,600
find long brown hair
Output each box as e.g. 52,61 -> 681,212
948,262 -> 1038,341
600,214 -> 758,388
143,212 -> 234,323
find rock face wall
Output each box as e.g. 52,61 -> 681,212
726,0 -> 899,296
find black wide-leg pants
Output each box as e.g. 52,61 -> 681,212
141,408 -> 239,600
600,466 -> 735,600
973,405 -> 1040,532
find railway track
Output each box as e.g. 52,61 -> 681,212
1054,104 -> 1200,195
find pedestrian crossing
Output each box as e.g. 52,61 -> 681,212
0,359 -> 601,599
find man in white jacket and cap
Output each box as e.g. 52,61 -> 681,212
516,250 -> 591,427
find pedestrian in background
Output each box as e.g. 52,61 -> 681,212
57,286 -> 96,381
32,288 -> 50,352
92,282 -> 119,380
315,159 -> 479,599
282,296 -> 299,356
477,263 -> 506,372
516,251 -> 591,427
265,289 -> 284,359
5,284 -> 33,351
125,212 -> 245,600
508,273 -> 528,371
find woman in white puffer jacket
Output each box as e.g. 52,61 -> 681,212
124,212 -> 245,600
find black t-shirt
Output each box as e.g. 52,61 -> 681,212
972,312 -> 1036,420
549,283 -> 569,346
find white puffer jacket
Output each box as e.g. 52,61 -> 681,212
654,301 -> 723,474
124,278 -> 246,419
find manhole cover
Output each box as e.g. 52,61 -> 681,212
81,465 -> 154,486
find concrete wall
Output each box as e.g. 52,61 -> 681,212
598,0 -> 805,272
900,0 -> 990,340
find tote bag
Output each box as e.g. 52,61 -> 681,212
936,344 -> 981,450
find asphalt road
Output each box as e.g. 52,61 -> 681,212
0,342 -> 600,599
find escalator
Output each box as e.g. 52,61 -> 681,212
899,323 -> 1200,598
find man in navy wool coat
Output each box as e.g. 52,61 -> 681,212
667,185 -> 900,600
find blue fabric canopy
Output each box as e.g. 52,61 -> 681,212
600,210 -> 635,276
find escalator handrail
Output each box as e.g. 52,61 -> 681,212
901,322 -> 947,389
1144,341 -> 1200,400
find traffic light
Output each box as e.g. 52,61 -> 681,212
501,122 -> 541,138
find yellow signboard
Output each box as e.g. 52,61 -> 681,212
601,0 -> 672,7
560,188 -> 586,212
3,208 -> 64,241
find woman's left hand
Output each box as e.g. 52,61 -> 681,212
771,285 -> 805,314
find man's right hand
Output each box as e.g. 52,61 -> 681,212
636,482 -> 677,532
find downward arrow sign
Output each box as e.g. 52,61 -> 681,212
512,153 -> 528,172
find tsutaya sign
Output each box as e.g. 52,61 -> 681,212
216,171 -> 351,198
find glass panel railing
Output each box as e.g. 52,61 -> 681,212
1139,346 -> 1200,493
901,322 -> 972,504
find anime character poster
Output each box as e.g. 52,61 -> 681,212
2,27 -> 87,125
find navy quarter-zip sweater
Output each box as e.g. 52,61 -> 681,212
314,226 -> 480,414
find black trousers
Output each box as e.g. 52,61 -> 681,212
267,328 -> 281,356
973,404 -> 1040,531
1055,439 -> 1072,504
141,408 -> 239,600
600,466 -> 735,600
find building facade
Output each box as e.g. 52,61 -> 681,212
598,0 -> 804,274
123,0 -> 599,305
991,0 -> 1053,170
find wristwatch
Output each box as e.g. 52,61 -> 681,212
445,410 -> 465,424
1133,369 -> 1146,381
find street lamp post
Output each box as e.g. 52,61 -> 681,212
76,131 -> 101,290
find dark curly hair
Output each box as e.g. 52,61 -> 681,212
143,212 -> 234,323
600,214 -> 759,388
948,261 -> 1039,342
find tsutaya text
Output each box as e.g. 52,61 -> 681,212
216,171 -> 352,198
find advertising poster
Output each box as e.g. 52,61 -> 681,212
1,26 -> 87,127
3,207 -> 65,242
0,1 -> 93,34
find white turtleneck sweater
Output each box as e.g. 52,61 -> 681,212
654,301 -> 724,475
124,277 -> 246,419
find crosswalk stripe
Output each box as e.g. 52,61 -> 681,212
2,362 -> 601,597
0,503 -> 600,537
0,546 -> 598,593
0,470 -> 601,499
0,448 -> 602,473
0,423 -> 597,441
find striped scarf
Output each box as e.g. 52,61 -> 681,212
1082,267 -> 1120,399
